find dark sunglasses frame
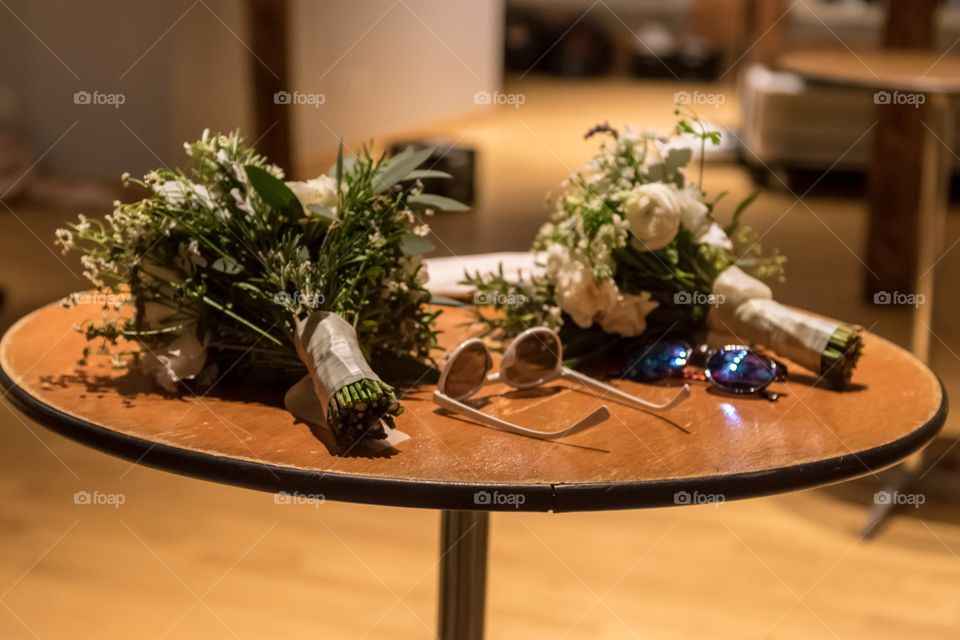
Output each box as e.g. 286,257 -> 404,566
630,342 -> 788,395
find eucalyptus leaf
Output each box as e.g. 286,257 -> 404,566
400,233 -> 435,256
646,163 -> 665,183
373,147 -> 435,194
406,193 -> 469,211
665,147 -> 692,172
327,152 -> 356,180
245,165 -> 303,216
403,169 -> 452,180
211,256 -> 243,274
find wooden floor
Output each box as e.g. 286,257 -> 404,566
2,78 -> 960,638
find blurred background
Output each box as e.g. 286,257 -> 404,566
2,0 -> 960,638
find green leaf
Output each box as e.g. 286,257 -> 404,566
402,169 -> 452,180
400,233 -> 435,256
646,163 -> 665,183
245,165 -> 303,217
724,189 -> 761,236
665,147 -> 692,172
406,193 -> 469,211
373,147 -> 435,194
334,140 -> 344,189
327,150 -> 357,178
211,256 -> 242,274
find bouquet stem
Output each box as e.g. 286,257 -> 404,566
328,379 -> 402,447
820,324 -> 864,389
295,312 -> 402,448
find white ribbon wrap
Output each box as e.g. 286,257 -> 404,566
708,266 -> 838,373
285,311 -> 409,447
138,303 -> 210,392
293,311 -> 380,414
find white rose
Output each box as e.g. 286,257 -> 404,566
598,291 -> 659,337
549,247 -> 618,328
622,183 -> 681,251
677,184 -> 733,249
286,175 -> 338,216
677,183 -> 709,236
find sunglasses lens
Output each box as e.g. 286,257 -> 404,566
625,341 -> 690,382
705,347 -> 776,393
503,331 -> 560,385
444,342 -> 490,399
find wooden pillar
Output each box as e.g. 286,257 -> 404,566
248,0 -> 293,172
864,0 -> 940,298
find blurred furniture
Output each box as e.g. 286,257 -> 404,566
866,0 -> 939,299
389,141 -> 477,206
781,48 -> 959,536
1,301 -> 946,638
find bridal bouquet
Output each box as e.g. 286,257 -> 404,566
56,130 -> 465,447
467,117 -> 862,388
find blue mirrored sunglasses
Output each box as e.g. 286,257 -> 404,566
626,341 -> 787,396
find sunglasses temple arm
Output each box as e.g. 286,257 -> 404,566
432,391 -> 609,440
560,368 -> 691,410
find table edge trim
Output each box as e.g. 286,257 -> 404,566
0,360 -> 947,512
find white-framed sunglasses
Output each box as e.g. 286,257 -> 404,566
432,327 -> 690,440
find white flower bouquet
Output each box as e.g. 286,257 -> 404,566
466,118 -> 863,389
57,130 -> 465,448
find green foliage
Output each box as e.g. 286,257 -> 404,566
57,130 -> 464,413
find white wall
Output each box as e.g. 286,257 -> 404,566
289,0 -> 503,172
0,0 -> 502,179
0,0 -> 253,179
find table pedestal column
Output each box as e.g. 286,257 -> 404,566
437,510 -> 489,640
911,92 -> 953,362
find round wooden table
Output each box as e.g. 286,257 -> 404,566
0,301 -> 947,639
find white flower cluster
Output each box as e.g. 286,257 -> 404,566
535,125 -> 735,337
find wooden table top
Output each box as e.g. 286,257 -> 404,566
0,300 -> 946,512
780,49 -> 960,94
